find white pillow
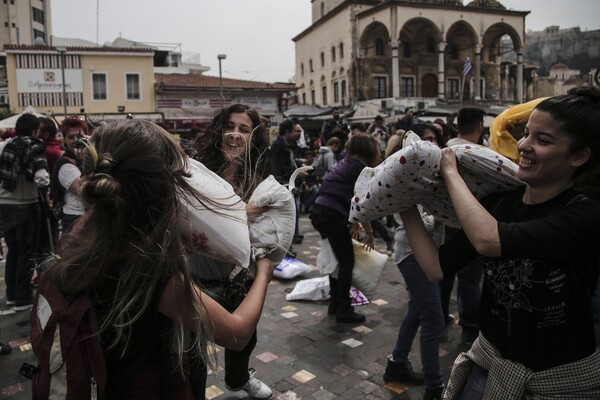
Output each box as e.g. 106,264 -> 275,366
248,175 -> 296,265
179,158 -> 251,268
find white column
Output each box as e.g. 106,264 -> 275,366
390,7 -> 399,99
474,44 -> 482,101
517,51 -> 524,103
437,41 -> 446,101
392,43 -> 400,99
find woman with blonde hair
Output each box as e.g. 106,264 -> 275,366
37,120 -> 274,399
385,129 -> 406,158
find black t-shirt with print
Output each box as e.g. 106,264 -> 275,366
440,186 -> 600,371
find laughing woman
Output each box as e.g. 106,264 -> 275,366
191,104 -> 273,399
401,87 -> 600,399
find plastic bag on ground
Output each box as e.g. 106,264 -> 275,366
273,257 -> 313,280
285,276 -> 330,301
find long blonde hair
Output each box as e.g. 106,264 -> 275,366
44,120 -> 213,370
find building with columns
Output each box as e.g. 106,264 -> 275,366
293,0 -> 529,109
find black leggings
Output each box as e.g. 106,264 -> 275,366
310,205 -> 354,309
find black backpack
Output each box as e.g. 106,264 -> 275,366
49,156 -> 76,219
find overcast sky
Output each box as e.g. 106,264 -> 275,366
51,0 -> 600,83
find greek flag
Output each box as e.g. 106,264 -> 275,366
463,56 -> 472,77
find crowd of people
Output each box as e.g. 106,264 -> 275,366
0,86 -> 599,399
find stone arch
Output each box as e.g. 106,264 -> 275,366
372,63 -> 387,74
400,64 -> 415,75
359,21 -> 391,58
482,22 -> 523,63
445,20 -> 478,59
399,17 -> 442,59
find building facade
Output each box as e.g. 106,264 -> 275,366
293,0 -> 528,109
154,73 -> 296,128
0,0 -> 52,46
4,45 -> 156,117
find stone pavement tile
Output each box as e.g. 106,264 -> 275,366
312,387 -> 337,400
341,338 -> 363,348
353,324 -> 373,334
205,385 -> 225,399
272,379 -> 296,394
255,351 -> 279,363
332,363 -> 354,377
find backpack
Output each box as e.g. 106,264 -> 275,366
29,277 -> 107,400
28,276 -> 201,400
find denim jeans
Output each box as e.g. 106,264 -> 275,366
458,364 -> 488,400
439,257 -> 482,342
393,255 -> 444,387
0,203 -> 40,306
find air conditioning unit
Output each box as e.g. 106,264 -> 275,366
417,101 -> 426,111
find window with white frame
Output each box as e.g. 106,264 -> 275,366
126,73 -> 141,100
322,85 -> 328,105
447,78 -> 460,99
92,73 -> 107,100
400,76 -> 415,97
372,75 -> 387,99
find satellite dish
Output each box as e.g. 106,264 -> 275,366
34,37 -> 46,46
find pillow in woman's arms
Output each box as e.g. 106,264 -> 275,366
350,142 -> 522,227
179,158 -> 251,268
249,175 -> 295,265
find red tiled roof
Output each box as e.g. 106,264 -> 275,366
155,73 -> 296,91
3,44 -> 153,53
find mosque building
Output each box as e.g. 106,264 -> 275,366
293,0 -> 529,110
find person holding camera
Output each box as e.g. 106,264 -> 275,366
322,107 -> 349,161
51,117 -> 88,234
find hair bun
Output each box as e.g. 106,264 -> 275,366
81,170 -> 123,212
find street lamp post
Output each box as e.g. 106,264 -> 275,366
56,46 -> 68,117
217,54 -> 227,108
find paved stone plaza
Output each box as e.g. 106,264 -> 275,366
0,214 -> 470,399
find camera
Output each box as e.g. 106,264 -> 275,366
75,137 -> 88,149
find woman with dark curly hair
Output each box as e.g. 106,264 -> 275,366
191,104 -> 273,399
